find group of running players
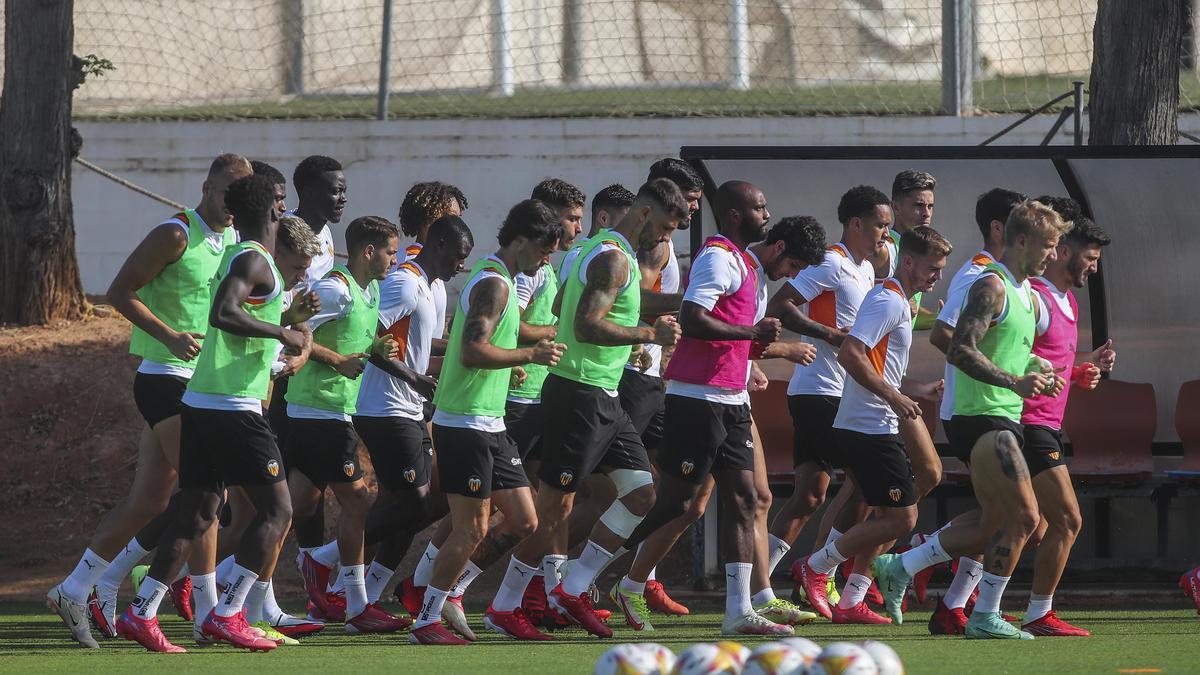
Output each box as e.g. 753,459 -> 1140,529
46,152 -> 1124,652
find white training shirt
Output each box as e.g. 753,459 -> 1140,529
285,273 -> 374,422
626,238 -> 679,379
507,265 -> 556,404
936,249 -> 997,420
833,279 -> 913,435
431,256 -> 513,432
786,243 -> 876,397
1032,276 -> 1074,337
182,245 -> 282,413
138,210 -> 229,379
356,261 -> 439,421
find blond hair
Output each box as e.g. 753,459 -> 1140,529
1005,200 -> 1069,246
277,215 -> 322,257
208,153 -> 252,179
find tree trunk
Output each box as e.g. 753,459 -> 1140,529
1088,0 -> 1186,145
0,0 -> 86,325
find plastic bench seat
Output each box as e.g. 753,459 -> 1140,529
1062,380 -> 1155,482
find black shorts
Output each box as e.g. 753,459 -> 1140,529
947,415 -> 1024,465
179,405 -> 286,492
537,374 -> 651,493
657,395 -> 754,484
133,372 -> 188,428
284,417 -> 363,485
266,377 -> 289,441
353,415 -> 433,491
618,368 -> 666,439
788,394 -> 842,470
432,424 -> 528,499
833,428 -> 917,508
1022,424 -> 1067,477
505,400 -> 545,462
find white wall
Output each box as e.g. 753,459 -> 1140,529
74,113 -> 1122,295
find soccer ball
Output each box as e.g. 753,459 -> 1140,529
858,642 -> 903,675
779,637 -> 822,667
814,642 -> 878,675
742,642 -> 809,675
637,643 -> 678,674
595,643 -> 659,675
671,643 -> 738,675
715,641 -> 752,669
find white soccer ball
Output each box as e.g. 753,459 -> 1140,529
778,637 -> 822,667
595,643 -> 659,675
858,642 -> 903,675
637,643 -> 678,674
715,641 -> 752,669
814,642 -> 878,675
742,642 -> 808,675
671,643 -> 738,675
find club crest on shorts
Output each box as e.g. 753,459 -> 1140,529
510,456 -> 522,466
559,471 -> 574,487
744,439 -> 754,449
266,460 -> 280,477
1049,451 -> 1061,460
468,476 -> 482,493
681,460 -> 695,476
343,461 -> 355,477
403,468 -> 417,483
888,487 -> 902,503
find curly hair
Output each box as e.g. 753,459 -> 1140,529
766,216 -> 827,266
398,181 -> 469,237
225,174 -> 277,228
836,185 -> 891,226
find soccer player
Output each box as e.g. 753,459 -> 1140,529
875,200 -> 1071,640
1018,216 -> 1115,636
283,215 -> 413,633
763,186 -> 892,614
409,200 -> 567,645
491,179 -> 685,640
114,174 -> 313,653
48,153 -> 252,648
587,183 -> 636,238
398,180 -> 469,260
800,227 -> 951,626
252,160 -> 289,215
610,182 -> 814,637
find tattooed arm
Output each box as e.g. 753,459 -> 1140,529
576,250 -> 678,347
460,277 -> 563,369
946,275 -> 1047,398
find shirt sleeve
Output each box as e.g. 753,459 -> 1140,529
937,270 -> 976,327
682,246 -> 743,311
514,268 -> 542,310
304,277 -> 353,331
376,274 -> 419,330
787,251 -> 838,303
849,288 -> 906,348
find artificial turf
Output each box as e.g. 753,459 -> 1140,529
1,600 -> 1195,674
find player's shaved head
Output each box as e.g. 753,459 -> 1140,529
715,180 -> 769,241
715,180 -> 759,214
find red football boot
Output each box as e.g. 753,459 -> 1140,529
484,605 -> 554,641
1184,566 -> 1200,614
548,584 -> 612,638
795,558 -> 832,620
200,609 -> 276,652
1021,610 -> 1091,637
644,580 -> 690,616
169,575 -> 193,622
115,606 -> 186,653
831,601 -> 892,625
521,576 -> 548,624
299,552 -> 334,609
397,575 -> 426,618
410,621 -> 470,645
346,603 -> 411,634
927,598 -> 968,635
87,587 -> 117,639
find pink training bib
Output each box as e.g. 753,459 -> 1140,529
1021,278 -> 1079,429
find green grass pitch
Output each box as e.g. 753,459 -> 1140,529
1,601 -> 1195,674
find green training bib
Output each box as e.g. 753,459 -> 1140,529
509,263 -> 559,400
953,263 -> 1036,420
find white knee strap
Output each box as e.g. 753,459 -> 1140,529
608,468 -> 653,498
599,500 -> 643,539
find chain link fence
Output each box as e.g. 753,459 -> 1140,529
0,1 -> 1196,119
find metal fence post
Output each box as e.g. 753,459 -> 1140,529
941,0 -> 974,116
729,0 -> 750,90
562,0 -> 583,85
286,0 -> 305,95
377,0 -> 394,121
492,0 -> 515,96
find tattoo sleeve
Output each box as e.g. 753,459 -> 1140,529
575,251 -> 652,346
946,276 -> 1016,390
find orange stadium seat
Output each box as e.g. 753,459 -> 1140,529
1062,380 -> 1156,482
1168,379 -> 1200,481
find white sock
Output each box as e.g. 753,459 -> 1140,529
415,586 -> 449,628
562,541 -> 613,598
594,545 -> 630,580
450,561 -> 482,598
766,534 -> 791,576
619,575 -> 646,595
311,540 -> 341,568
328,569 -> 346,594
215,555 -> 236,582
824,527 -> 844,548
646,566 -> 657,582
807,540 -> 848,575
244,580 -> 270,624
61,548 -> 110,603
98,539 -> 149,596
132,576 -> 169,619
172,563 -> 190,584
975,572 -> 1010,615
542,554 -> 567,596
839,573 -> 872,609
216,563 -> 258,617
343,564 -> 367,618
365,561 -> 395,604
751,587 -> 776,607
413,542 -> 438,587
1025,593 -> 1053,622
724,562 -> 753,619
944,557 -> 983,609
191,573 -> 218,628
262,580 -> 284,622
901,532 -> 951,577
493,557 -> 539,612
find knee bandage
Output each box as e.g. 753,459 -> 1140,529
599,500 -> 643,539
608,469 -> 653,498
